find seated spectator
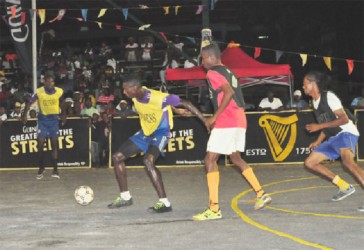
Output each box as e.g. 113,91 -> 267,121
286,90 -> 308,110
21,93 -> 39,117
125,37 -> 139,62
140,37 -> 153,61
104,101 -> 117,116
351,87 -> 364,110
10,102 -> 22,119
173,36 -> 184,52
63,97 -> 75,116
73,91 -> 83,114
159,44 -> 179,84
97,87 -> 115,111
116,99 -> 136,117
82,88 -> 96,107
81,98 -> 99,117
0,104 -> 7,125
258,91 -> 283,111
0,83 -> 12,109
29,109 -> 37,118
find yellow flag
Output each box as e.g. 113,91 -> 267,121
38,9 -> 46,24
98,9 -> 107,18
97,22 -> 103,29
323,57 -> 332,71
138,24 -> 151,30
300,54 -> 307,67
175,6 -> 181,15
163,7 -> 170,15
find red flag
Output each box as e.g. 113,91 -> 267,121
346,59 -> 354,75
115,25 -> 122,30
159,32 -> 168,43
254,47 -> 261,58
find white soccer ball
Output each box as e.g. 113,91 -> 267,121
74,186 -> 94,206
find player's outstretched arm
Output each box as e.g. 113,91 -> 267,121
177,99 -> 206,124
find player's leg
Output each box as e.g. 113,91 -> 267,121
145,134 -> 172,213
36,137 -> 46,180
230,152 -> 271,210
50,137 -> 60,179
304,142 -> 354,201
108,139 -> 141,209
193,151 -> 222,220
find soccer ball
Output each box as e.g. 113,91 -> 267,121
74,186 -> 94,206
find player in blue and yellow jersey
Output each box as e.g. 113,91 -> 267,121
22,75 -> 65,180
108,74 -> 206,213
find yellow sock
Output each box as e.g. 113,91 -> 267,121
207,171 -> 220,212
332,175 -> 350,190
242,167 -> 264,198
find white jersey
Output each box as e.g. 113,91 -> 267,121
259,97 -> 283,110
313,91 -> 359,136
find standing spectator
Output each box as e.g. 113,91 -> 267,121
350,87 -> 364,110
125,37 -> 139,62
159,44 -> 179,84
286,90 -> 309,110
258,90 -> 284,111
116,99 -> 136,117
0,83 -> 12,109
105,101 -> 118,116
140,37 -> 153,61
98,112 -> 110,166
98,41 -> 112,61
82,88 -> 96,107
91,112 -> 101,168
97,87 -> 114,112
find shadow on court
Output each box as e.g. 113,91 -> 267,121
0,162 -> 363,249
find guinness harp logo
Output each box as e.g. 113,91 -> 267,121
259,114 -> 298,161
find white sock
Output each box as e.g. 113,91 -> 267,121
159,198 -> 171,207
120,191 -> 131,200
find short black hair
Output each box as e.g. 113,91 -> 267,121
305,71 -> 330,92
201,43 -> 221,60
123,73 -> 142,87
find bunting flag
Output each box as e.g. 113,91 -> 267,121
122,8 -> 128,20
76,17 -> 83,22
96,22 -> 102,29
139,5 -> 149,9
163,7 -> 170,15
81,9 -> 88,21
159,32 -> 168,43
38,9 -> 46,24
228,41 -> 240,48
1,15 -> 8,25
254,47 -> 261,58
196,5 -> 203,14
98,9 -> 107,18
275,50 -> 283,62
346,59 -> 354,75
211,0 -> 215,10
186,36 -> 196,44
138,24 -> 151,30
115,25 -> 122,30
300,54 -> 307,66
10,6 -> 16,17
175,6 -> 181,15
29,9 -> 35,20
323,56 -> 332,71
49,9 -> 66,23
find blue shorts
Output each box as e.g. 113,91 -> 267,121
130,129 -> 169,156
314,132 -> 358,160
37,115 -> 60,138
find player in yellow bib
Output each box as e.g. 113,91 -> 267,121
108,74 -> 206,213
22,75 -> 66,180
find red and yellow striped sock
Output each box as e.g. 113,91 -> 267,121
242,167 -> 264,198
333,175 -> 350,190
207,171 -> 220,212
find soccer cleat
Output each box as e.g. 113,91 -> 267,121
332,185 -> 355,201
36,168 -> 45,180
193,208 -> 222,221
51,170 -> 60,179
254,193 -> 272,210
358,205 -> 364,212
148,201 -> 172,213
107,196 -> 133,209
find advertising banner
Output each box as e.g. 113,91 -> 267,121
111,116 -> 208,166
0,118 -> 90,168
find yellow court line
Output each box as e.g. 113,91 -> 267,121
231,177 -> 333,250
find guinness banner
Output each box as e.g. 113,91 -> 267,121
111,116 -> 209,166
0,118 -> 90,168
5,0 -> 32,74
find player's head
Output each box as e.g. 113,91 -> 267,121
302,71 -> 329,96
122,74 -> 142,98
201,43 -> 221,69
44,74 -> 55,90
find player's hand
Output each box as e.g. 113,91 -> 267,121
308,141 -> 320,151
204,116 -> 216,133
305,123 -> 321,133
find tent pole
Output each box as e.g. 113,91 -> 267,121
31,0 -> 37,93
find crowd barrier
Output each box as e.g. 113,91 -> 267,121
1,110 -> 363,169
